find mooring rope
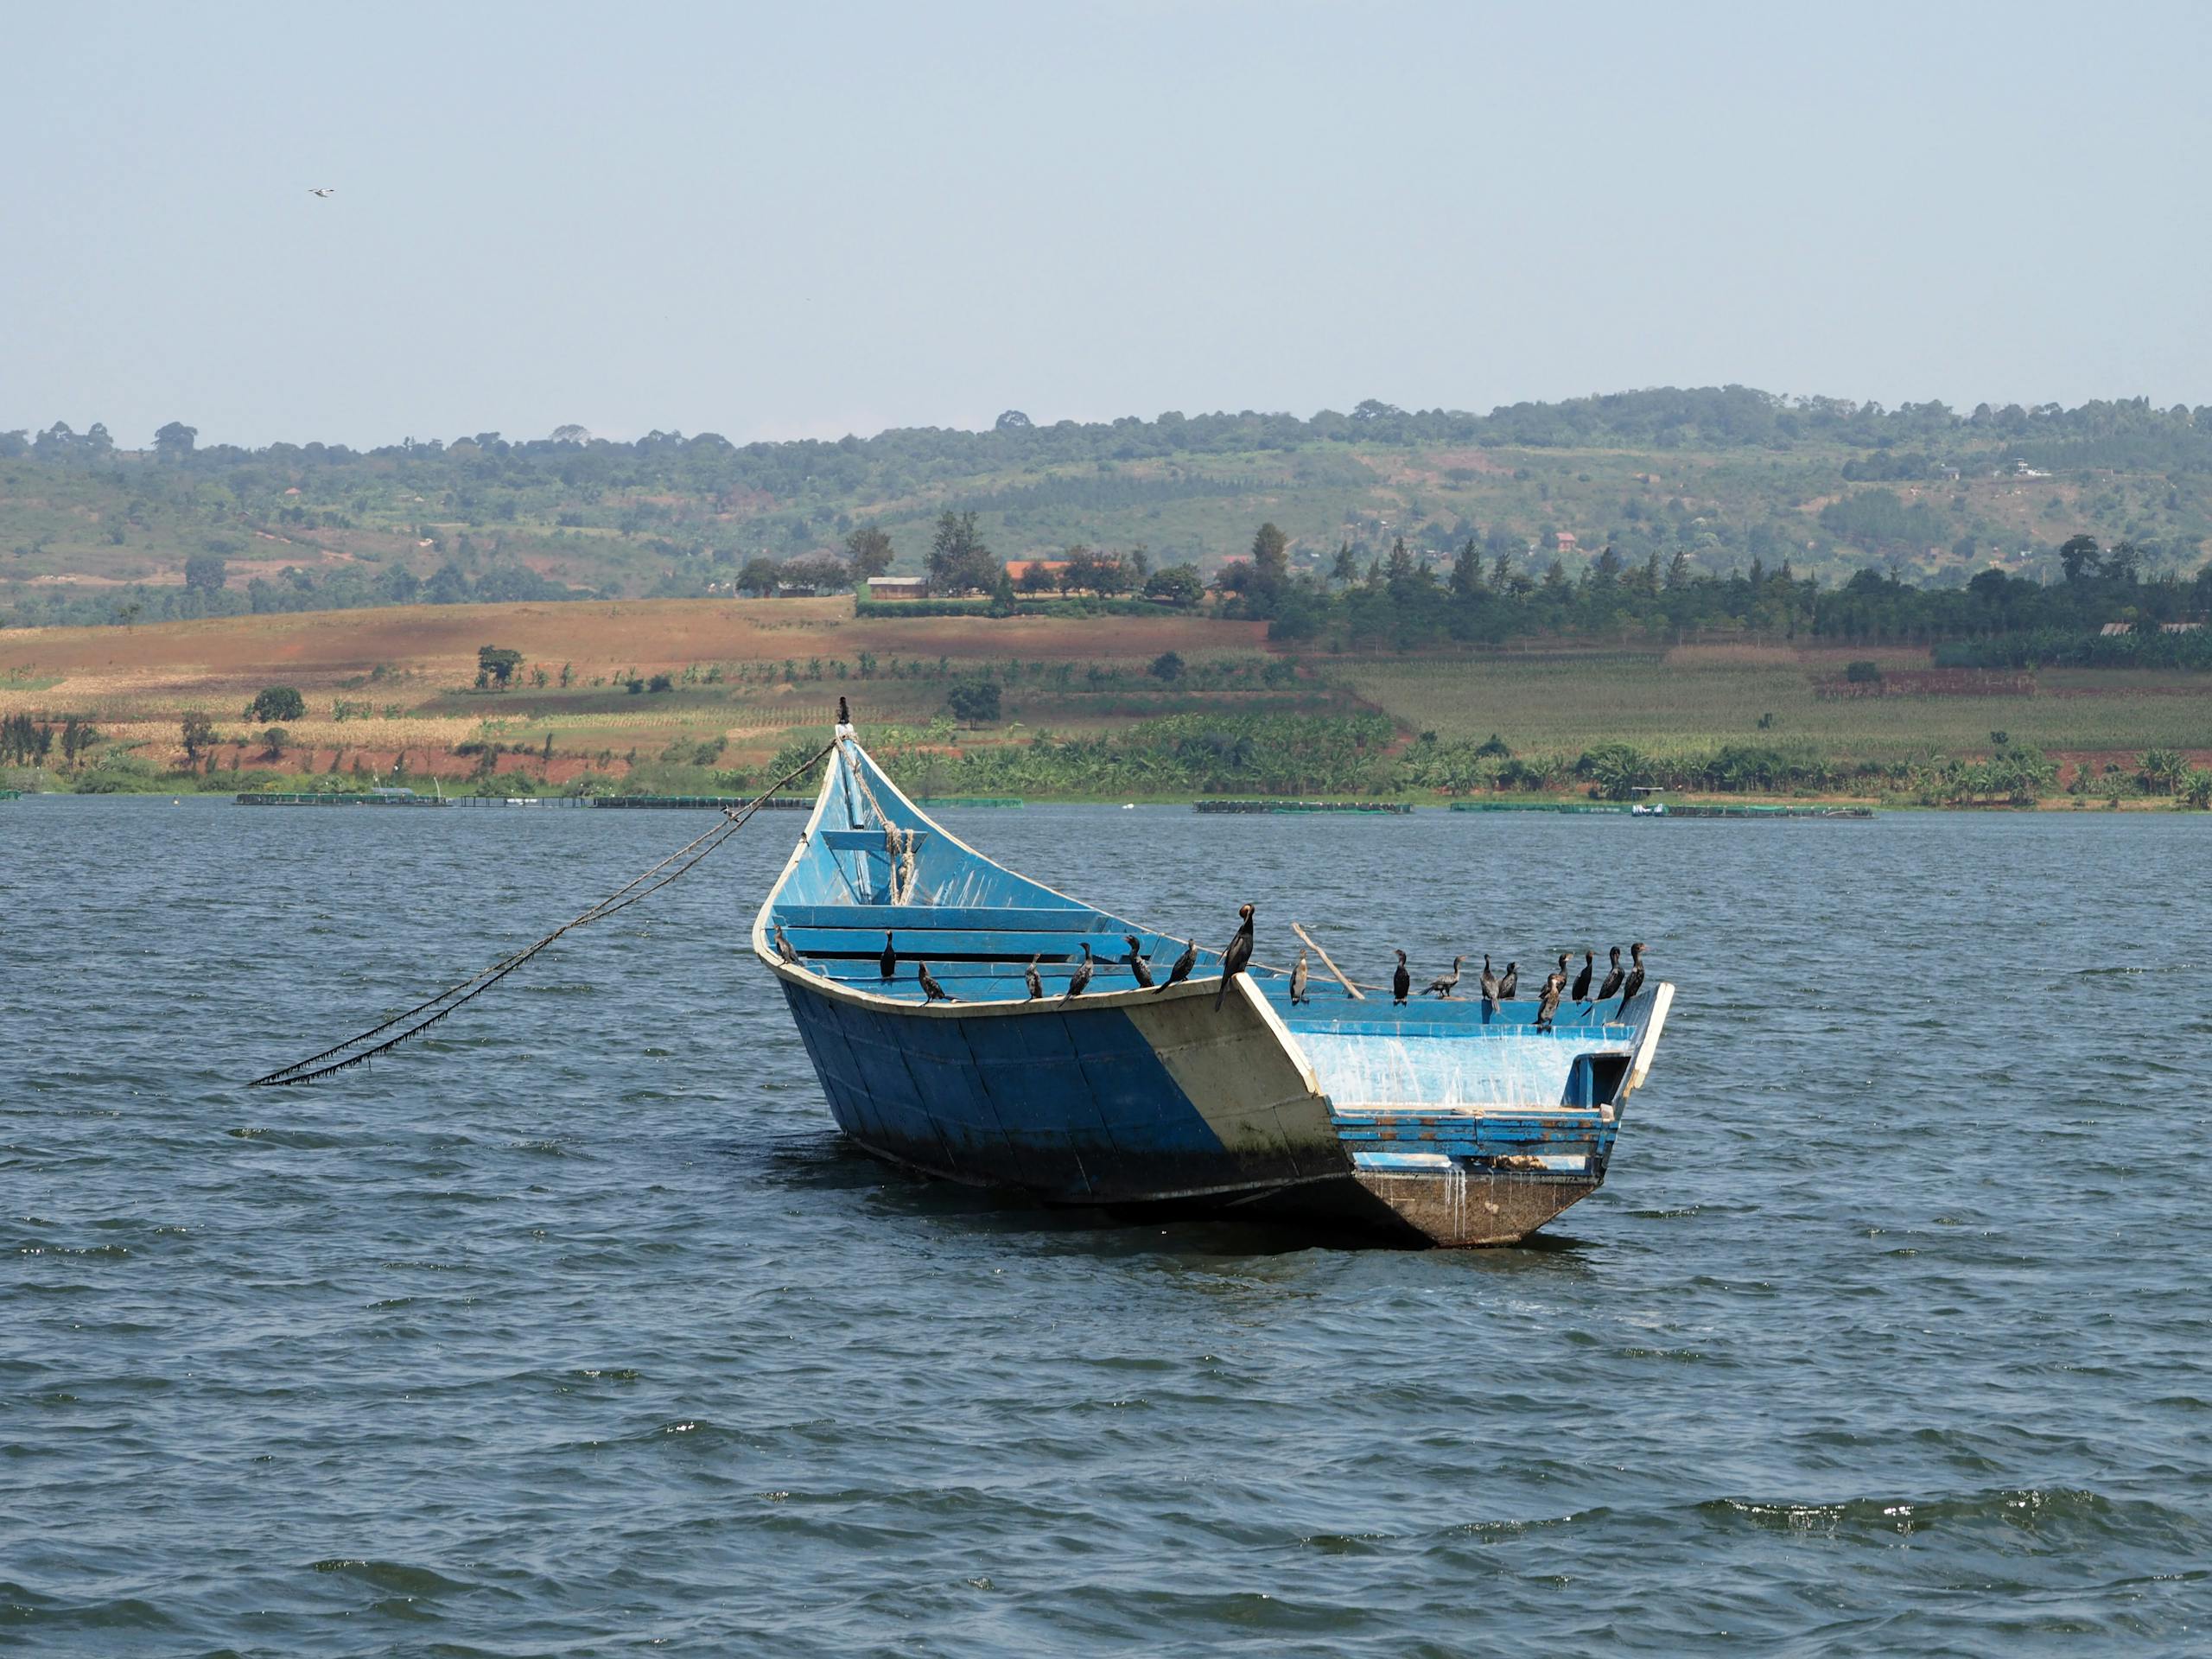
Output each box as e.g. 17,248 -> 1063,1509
836,740 -> 922,904
249,741 -> 836,1087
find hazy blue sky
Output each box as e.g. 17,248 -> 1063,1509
5,1 -> 2207,448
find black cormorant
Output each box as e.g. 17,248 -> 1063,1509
879,931 -> 897,980
1391,950 -> 1411,1005
774,925 -> 798,966
1157,938 -> 1196,993
917,961 -> 953,1002
1497,961 -> 1518,1001
1571,950 -> 1593,1003
1423,956 -> 1463,998
1065,942 -> 1095,999
1596,944 -> 1624,1003
1616,941 -> 1645,1018
1125,936 -> 1154,988
1479,954 -> 1500,1011
1535,969 -> 1564,1031
1025,956 -> 1044,1001
1213,904 -> 1255,1011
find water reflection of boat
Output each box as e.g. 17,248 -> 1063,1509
756,724 -> 1673,1246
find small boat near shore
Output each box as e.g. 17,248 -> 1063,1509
755,722 -> 1674,1246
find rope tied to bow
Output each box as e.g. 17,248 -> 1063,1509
249,740 -> 835,1086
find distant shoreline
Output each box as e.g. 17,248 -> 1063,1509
3,599 -> 2207,813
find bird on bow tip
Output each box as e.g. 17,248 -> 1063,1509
1213,905 -> 1255,1011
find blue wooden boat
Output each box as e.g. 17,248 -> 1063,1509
755,725 -> 1675,1246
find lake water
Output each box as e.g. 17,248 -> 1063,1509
5,796 -> 2210,1656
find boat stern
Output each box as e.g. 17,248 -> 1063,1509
1280,983 -> 1672,1246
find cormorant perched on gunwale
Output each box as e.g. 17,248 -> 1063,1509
1497,961 -> 1518,1001
1289,948 -> 1311,1004
879,931 -> 897,980
917,961 -> 953,1002
1478,954 -> 1500,1012
1125,936 -> 1154,988
1214,904 -> 1255,1011
1391,950 -> 1411,1005
1571,950 -> 1593,1003
1596,945 -> 1624,1004
1025,955 -> 1044,1001
1157,938 -> 1196,992
1423,956 -> 1463,999
1616,941 -> 1646,1019
774,924 -> 798,966
1535,969 -> 1564,1031
1065,942 -> 1096,999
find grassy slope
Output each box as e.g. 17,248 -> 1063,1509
7,430 -> 2209,601
1344,647 -> 2212,760
4,601 -> 2207,796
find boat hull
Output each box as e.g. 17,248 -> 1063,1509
779,971 -> 1634,1245
755,733 -> 1670,1248
779,974 -> 1345,1204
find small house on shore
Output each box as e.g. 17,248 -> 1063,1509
864,576 -> 931,601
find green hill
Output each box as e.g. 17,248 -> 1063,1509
6,387 -> 2211,630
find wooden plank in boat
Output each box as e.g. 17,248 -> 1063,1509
777,904 -> 1112,932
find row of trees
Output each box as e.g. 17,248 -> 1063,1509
3,551 -> 586,632
18,390 -> 2212,482
1,712 -> 99,767
861,711 -> 2212,808
1209,525 -> 2212,651
918,510 -> 1207,606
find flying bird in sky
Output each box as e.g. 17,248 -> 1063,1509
308,187 -> 336,198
